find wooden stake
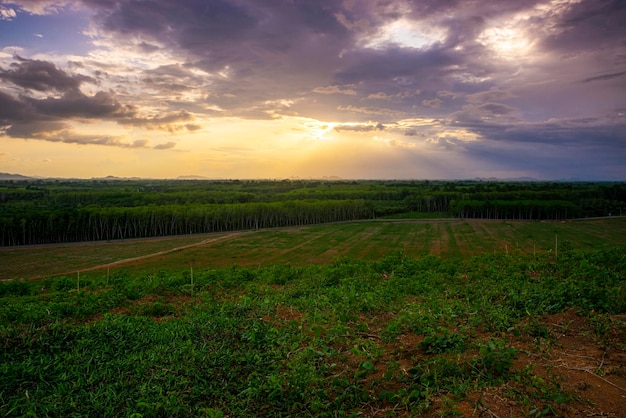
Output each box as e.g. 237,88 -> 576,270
555,234 -> 558,259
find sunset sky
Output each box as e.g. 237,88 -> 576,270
1,0 -> 625,180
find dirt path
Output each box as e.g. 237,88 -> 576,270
23,231 -> 255,280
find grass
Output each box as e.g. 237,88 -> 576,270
1,248 -> 625,416
2,218 -> 625,280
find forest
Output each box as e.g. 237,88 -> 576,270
1,179 -> 625,246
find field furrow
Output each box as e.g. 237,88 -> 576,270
1,218 -> 625,280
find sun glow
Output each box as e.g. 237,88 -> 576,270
363,18 -> 445,50
304,121 -> 338,140
479,26 -> 533,58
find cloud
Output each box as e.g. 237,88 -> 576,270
26,90 -> 134,119
582,70 -> 626,84
465,90 -> 512,103
2,0 -> 625,178
118,110 -> 194,129
1,0 -> 73,15
2,118 -> 145,148
450,102 -> 519,125
367,92 -> 392,100
153,141 -> 176,150
0,54 -> 198,140
334,46 -> 459,85
4,120 -> 69,138
0,90 -> 32,122
422,98 -> 442,108
0,56 -> 94,91
334,122 -> 385,133
336,105 -> 403,118
312,85 -> 357,95
79,0 -> 354,113
540,0 -> 626,53
0,6 -> 16,20
366,89 -> 421,101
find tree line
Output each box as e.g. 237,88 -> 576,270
1,179 -> 624,246
0,200 -> 371,245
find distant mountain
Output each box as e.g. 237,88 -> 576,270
90,175 -> 143,181
0,172 -> 33,180
177,175 -> 209,180
474,176 -> 538,182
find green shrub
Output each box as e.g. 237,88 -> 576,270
420,329 -> 468,354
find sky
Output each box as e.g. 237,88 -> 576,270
0,0 -> 625,180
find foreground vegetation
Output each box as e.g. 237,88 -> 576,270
2,179 -> 625,245
2,245 -> 625,416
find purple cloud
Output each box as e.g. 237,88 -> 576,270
1,0 -> 625,178
0,56 -> 93,91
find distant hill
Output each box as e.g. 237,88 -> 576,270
91,176 -> 143,181
177,175 -> 209,180
0,172 -> 33,180
473,176 -> 538,182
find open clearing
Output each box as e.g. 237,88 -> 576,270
2,217 -> 625,280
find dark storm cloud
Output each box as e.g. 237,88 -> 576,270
404,0 -> 543,18
498,119 -> 626,147
0,113 -> 151,148
87,0 -> 257,43
582,71 -> 626,84
460,122 -> 626,180
82,0 -> 353,109
4,120 -> 70,138
2,114 -> 159,148
88,0 -> 349,63
14,0 -> 525,119
0,55 -> 187,146
450,102 -> 520,128
335,47 -> 458,84
0,90 -> 32,121
0,56 -> 93,91
26,90 -> 134,118
541,0 -> 626,52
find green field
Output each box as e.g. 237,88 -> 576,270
2,218 -> 625,280
2,218 -> 626,417
1,241 -> 625,416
